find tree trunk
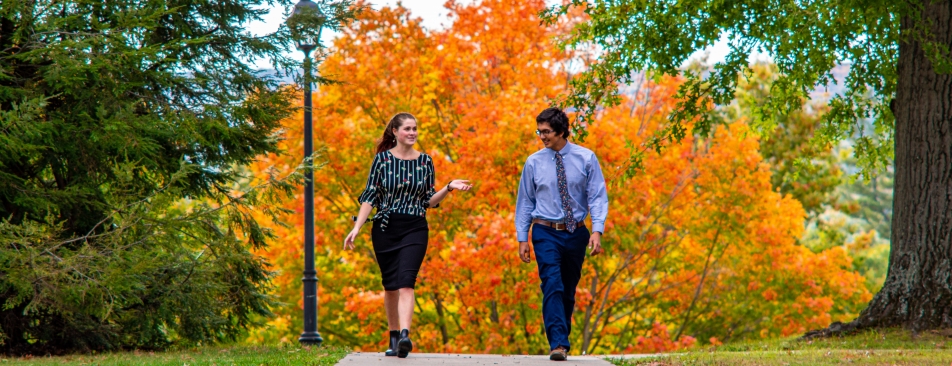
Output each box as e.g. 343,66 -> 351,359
807,0 -> 952,337
433,293 -> 450,346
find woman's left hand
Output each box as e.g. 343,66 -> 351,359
449,179 -> 473,192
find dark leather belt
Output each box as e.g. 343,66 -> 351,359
532,218 -> 584,231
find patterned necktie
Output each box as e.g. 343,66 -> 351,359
554,152 -> 576,233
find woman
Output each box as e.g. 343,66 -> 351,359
343,112 -> 471,358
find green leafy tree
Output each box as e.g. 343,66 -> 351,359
836,146 -> 895,241
720,62 -> 842,216
800,145 -> 895,294
0,0 -> 353,354
727,64 -> 892,294
544,0 -> 952,333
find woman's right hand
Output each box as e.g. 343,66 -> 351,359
343,228 -> 359,250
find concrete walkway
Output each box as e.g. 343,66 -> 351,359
336,352 -> 654,365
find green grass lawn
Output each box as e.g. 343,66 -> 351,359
0,344 -> 350,366
609,328 -> 952,366
3,328 -> 949,365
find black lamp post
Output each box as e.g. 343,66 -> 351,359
287,0 -> 326,347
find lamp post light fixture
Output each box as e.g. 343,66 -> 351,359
287,0 -> 326,347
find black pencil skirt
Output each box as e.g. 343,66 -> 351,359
371,213 -> 428,291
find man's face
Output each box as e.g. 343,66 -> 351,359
537,122 -> 564,149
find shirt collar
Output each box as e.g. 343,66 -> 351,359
547,141 -> 573,156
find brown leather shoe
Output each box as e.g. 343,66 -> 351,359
549,347 -> 567,361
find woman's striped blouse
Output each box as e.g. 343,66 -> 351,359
358,150 -> 439,229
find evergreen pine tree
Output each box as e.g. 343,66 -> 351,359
0,0 -> 354,354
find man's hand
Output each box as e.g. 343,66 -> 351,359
588,232 -> 604,256
519,241 -> 532,263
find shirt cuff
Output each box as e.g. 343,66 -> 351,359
517,231 -> 529,242
591,222 -> 605,235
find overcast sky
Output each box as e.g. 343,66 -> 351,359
247,0 -> 463,38
245,0 -> 738,69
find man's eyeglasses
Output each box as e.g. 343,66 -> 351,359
535,129 -> 555,136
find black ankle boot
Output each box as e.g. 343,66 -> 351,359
385,330 -> 399,356
397,328 -> 413,358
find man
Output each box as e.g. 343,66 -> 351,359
515,107 -> 608,361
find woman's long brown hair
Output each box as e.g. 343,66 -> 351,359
375,112 -> 416,154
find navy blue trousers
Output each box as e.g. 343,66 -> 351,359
532,224 -> 589,352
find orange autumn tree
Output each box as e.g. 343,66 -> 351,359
573,76 -> 871,353
246,0 -> 871,354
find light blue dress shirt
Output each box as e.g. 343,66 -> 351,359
515,142 -> 609,242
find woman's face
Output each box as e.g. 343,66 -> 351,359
393,118 -> 418,146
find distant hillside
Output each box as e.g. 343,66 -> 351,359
809,63 -> 851,101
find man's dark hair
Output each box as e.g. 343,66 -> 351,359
536,107 -> 570,138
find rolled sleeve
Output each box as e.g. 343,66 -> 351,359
515,159 -> 536,242
422,157 -> 439,209
586,154 -> 609,234
357,154 -> 382,206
